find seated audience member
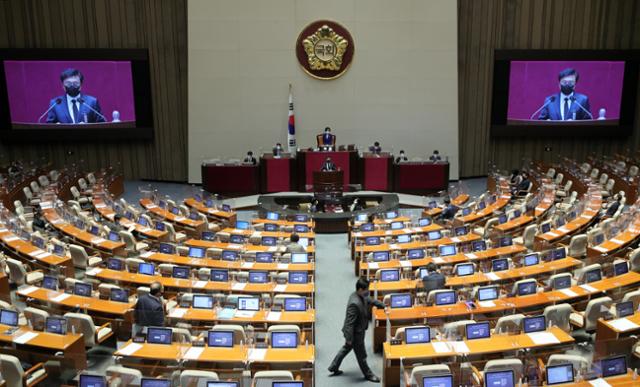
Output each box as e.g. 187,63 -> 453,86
285,233 -> 306,254
272,143 -> 284,156
509,169 -> 522,187
321,157 -> 337,172
395,150 -> 409,163
429,150 -> 442,162
512,172 -> 531,195
134,282 -> 165,332
421,263 -> 445,295
243,151 -> 257,165
440,197 -> 458,220
369,142 -> 382,154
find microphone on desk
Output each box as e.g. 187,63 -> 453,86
77,98 -> 108,122
529,96 -> 556,120
570,96 -> 593,119
38,98 -> 62,122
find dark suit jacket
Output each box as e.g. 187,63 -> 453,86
272,147 -> 283,156
441,204 -> 458,220
605,200 -> 620,217
538,92 -> 591,120
134,294 -> 165,327
341,292 -> 385,342
46,94 -> 106,123
244,156 -> 257,165
321,161 -> 337,172
422,272 -> 446,295
395,156 -> 408,163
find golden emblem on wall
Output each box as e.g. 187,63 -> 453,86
296,20 -> 354,80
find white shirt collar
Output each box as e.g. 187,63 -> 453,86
66,93 -> 82,103
560,91 -> 574,100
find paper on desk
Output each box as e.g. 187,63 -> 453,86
94,203 -> 106,209
118,343 -> 142,356
450,341 -> 470,353
184,347 -> 204,360
450,237 -> 461,243
486,272 -> 500,281
581,214 -> 592,219
477,301 -> 496,308
174,216 -> 186,221
232,283 -> 246,291
593,246 -> 608,252
527,331 -> 560,345
242,262 -> 254,269
266,312 -> 281,321
589,378 -> 613,387
146,204 -> 157,208
227,243 -> 243,250
90,237 -> 106,244
559,289 -> 578,297
385,230 -> 392,235
432,341 -> 450,353
608,318 -> 640,332
464,253 -> 477,259
368,262 -> 379,269
3,236 -> 18,242
558,226 -> 569,233
192,281 -> 207,289
400,260 -> 412,268
580,284 -> 598,293
234,310 -> 256,318
274,284 -> 288,292
432,257 -> 444,264
140,227 -> 152,233
140,251 -> 153,258
169,308 -> 187,318
611,238 -> 625,244
389,244 -> 399,250
35,251 -> 51,259
268,246 -> 278,252
85,268 -> 102,276
248,348 -> 267,361
0,228 -> 7,233
28,249 -> 45,257
277,263 -> 288,270
52,293 -> 71,302
14,331 -> 38,344
20,286 -> 38,295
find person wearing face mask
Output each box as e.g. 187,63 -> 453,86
538,68 -> 591,121
395,150 -> 408,163
46,68 -> 105,124
272,142 -> 284,157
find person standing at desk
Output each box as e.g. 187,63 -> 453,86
285,233 -> 306,254
369,142 -> 382,154
329,278 -> 385,382
134,282 -> 165,335
429,150 -> 442,162
272,143 -> 284,157
243,151 -> 257,165
321,157 -> 337,172
395,150 -> 408,163
421,263 -> 445,297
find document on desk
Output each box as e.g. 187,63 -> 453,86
450,237 -> 461,243
608,318 -> 640,332
450,341 -> 470,353
14,331 -> 38,344
118,343 -> 142,356
51,293 -> 71,303
559,289 -> 578,298
232,283 -> 246,291
592,246 -> 608,252
266,312 -> 281,322
477,301 -> 496,308
399,260 -> 412,268
274,284 -> 288,292
35,251 -> 51,259
85,268 -> 102,276
611,238 -> 625,244
432,341 -> 450,353
432,257 -> 444,264
3,235 -> 18,242
169,308 -> 187,318
28,249 -> 45,257
580,284 -> 598,293
527,331 -> 560,345
227,244 -> 243,250
486,272 -> 500,281
248,348 -> 267,361
140,251 -> 153,258
558,226 -> 570,233
589,378 -> 613,387
19,286 -> 38,295
277,263 -> 288,270
242,262 -> 254,269
174,216 -> 186,222
184,347 -> 204,360
234,310 -> 256,318
217,308 -> 236,320
368,262 -> 379,269
464,253 -> 477,259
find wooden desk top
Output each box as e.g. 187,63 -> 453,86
494,190 -> 555,233
184,198 -> 236,219
0,229 -> 71,267
220,228 -> 316,240
598,311 -> 640,334
456,193 -> 512,224
139,198 -> 205,228
421,194 -> 470,218
351,224 -> 443,239
41,208 -> 125,251
383,326 -> 573,360
360,245 -> 527,272
536,197 -> 602,243
140,251 -> 315,272
355,234 -> 482,254
17,286 -> 133,316
168,307 -> 315,324
251,219 -> 314,227
542,372 -> 639,386
93,199 -> 168,239
115,341 -> 315,363
373,272 -> 640,321
185,239 -> 316,254
0,323 -> 84,351
86,268 -> 315,294
590,219 -> 640,256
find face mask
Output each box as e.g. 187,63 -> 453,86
560,84 -> 574,95
65,86 -> 80,97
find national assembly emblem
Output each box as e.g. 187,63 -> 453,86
296,20 -> 354,80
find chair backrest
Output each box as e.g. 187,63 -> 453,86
629,165 -> 639,177
589,168 -> 599,179
118,231 -> 137,250
5,258 -> 27,285
125,258 -> 144,273
172,327 -> 192,343
179,370 -> 219,387
22,187 -> 33,200
105,365 -> 142,386
629,248 -> 640,272
622,289 -> 640,311
554,173 -> 564,185
410,365 -> 451,386
575,263 -> 602,284
547,354 -> 590,375
69,244 -> 89,269
442,320 -> 475,340
30,181 -> 40,194
605,178 -> 615,190
494,314 -> 525,335
0,354 -> 25,387
211,324 -> 246,345
484,359 -> 524,382
253,371 -> 294,387
70,186 -> 81,199
522,224 -> 537,249
64,312 -> 97,346
568,234 -> 588,257
563,180 -> 573,191
584,297 -> 613,331
543,303 -> 573,333
23,307 -> 49,331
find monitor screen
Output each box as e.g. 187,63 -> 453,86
193,295 -> 213,309
466,322 -> 491,340
110,288 -> 128,303
248,271 -> 268,283
108,231 -> 120,242
170,207 -> 180,215
435,291 -> 457,306
397,234 -> 411,243
472,241 -> 487,251
294,224 -> 309,233
172,266 -> 190,279
418,218 -> 431,227
222,250 -> 239,261
601,355 -> 627,378
360,223 -> 374,232
188,212 -> 199,220
222,204 -> 232,212
235,220 -> 250,230
390,294 -> 412,308
385,211 -> 398,219
614,261 -> 629,276
616,301 -> 634,318
523,253 -> 539,266
541,223 -> 552,233
391,221 -> 404,230
158,243 -> 174,254
45,317 -> 66,334
546,364 -> 574,385
428,200 -> 437,209
261,236 -> 277,246
408,249 -> 425,259
365,237 -> 380,245
477,286 -> 499,301
585,269 -> 602,283
155,222 -> 166,232
238,297 -> 260,311
89,225 -> 100,235
594,233 -> 605,245
291,253 -> 309,264
210,269 -> 229,282
188,247 -> 205,258
137,216 -> 148,226
288,271 -> 308,284
207,382 -> 239,387
271,331 -> 298,348
456,264 -> 474,277
208,330 -> 234,347
485,370 -> 514,387
138,262 -> 155,276
266,212 -> 279,220
284,298 -> 306,311
141,379 -> 171,387
422,375 -> 453,387
74,282 -> 92,297
380,269 -> 400,282
107,258 -> 124,271
498,214 -> 508,224
513,209 -> 522,218
32,236 -> 45,249
294,214 -> 309,222
356,213 -> 368,222
492,258 -> 508,272
53,244 -> 64,255
264,223 -> 278,232
0,309 -> 18,326
42,275 -> 58,290
298,238 -> 309,248
427,231 -> 442,240
256,252 -> 273,263
553,248 -> 566,259
272,382 -> 303,387
454,226 -> 468,236
147,327 -> 172,344
462,207 -> 472,216
229,235 -> 245,244
554,275 -> 571,290
201,231 -> 215,241
478,201 -> 486,210
439,245 -> 456,257
517,281 -> 537,296
499,236 -> 513,246
372,251 -> 390,262
405,326 -> 430,344
523,315 -> 546,333
79,375 -> 107,387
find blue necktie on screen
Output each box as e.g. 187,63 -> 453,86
71,99 -> 79,123
563,97 -> 569,120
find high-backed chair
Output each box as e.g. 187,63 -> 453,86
179,370 -> 219,387
105,365 -> 142,387
64,312 -> 114,347
472,359 -> 523,385
5,258 -> 43,286
0,354 -> 48,387
513,224 -> 537,249
23,307 -> 49,331
69,244 -> 102,269
568,234 -> 588,258
622,289 -> 640,311
544,304 -> 573,333
546,354 -> 590,376
570,297 -> 613,332
408,365 -> 451,387
252,370 -> 294,387
441,320 -> 475,341
163,221 -> 187,243
119,230 -> 149,254
575,264 -> 602,284
494,314 -> 524,335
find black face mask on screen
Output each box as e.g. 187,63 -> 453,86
65,86 -> 80,97
560,84 -> 574,95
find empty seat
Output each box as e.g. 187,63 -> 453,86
544,304 -> 573,333
5,258 -> 43,286
0,354 -> 47,387
252,370 -> 294,387
69,244 -> 102,269
105,365 -> 142,386
64,312 -> 114,347
179,370 -> 219,387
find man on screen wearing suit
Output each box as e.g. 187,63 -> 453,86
538,68 -> 592,121
46,68 -> 106,124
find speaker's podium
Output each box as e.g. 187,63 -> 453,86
312,170 -> 344,193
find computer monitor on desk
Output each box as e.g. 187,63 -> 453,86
79,375 -> 107,387
422,375 -> 453,387
484,370 -> 515,387
141,379 -> 172,387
